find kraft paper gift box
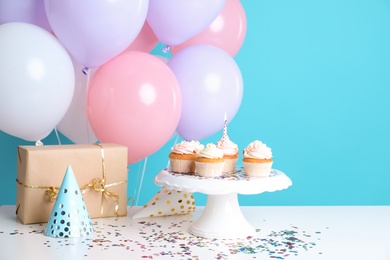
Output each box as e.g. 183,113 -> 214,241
16,143 -> 128,224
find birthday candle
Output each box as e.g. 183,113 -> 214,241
223,112 -> 228,141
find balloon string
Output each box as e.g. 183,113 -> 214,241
54,128 -> 62,145
135,156 -> 148,206
85,69 -> 93,143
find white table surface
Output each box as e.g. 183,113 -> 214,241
0,205 -> 389,260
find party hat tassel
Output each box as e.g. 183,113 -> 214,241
44,165 -> 94,238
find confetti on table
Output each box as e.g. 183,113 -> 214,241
1,218 -> 326,259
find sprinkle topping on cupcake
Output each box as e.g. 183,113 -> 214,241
216,137 -> 238,156
216,125 -> 238,157
243,140 -> 272,159
171,140 -> 204,154
198,143 -> 224,159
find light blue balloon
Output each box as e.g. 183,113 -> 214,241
168,44 -> 243,141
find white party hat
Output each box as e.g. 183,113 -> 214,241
44,165 -> 94,238
132,187 -> 196,219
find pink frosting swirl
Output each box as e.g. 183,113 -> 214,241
243,140 -> 272,159
216,137 -> 238,156
171,140 -> 204,154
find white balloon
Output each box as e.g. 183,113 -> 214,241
0,22 -> 75,141
57,58 -> 98,144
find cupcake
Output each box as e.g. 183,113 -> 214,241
169,140 -> 204,173
242,140 -> 273,177
216,123 -> 238,173
195,143 -> 225,178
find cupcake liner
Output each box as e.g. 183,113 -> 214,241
170,158 -> 195,173
223,157 -> 238,173
195,161 -> 225,178
243,161 -> 273,177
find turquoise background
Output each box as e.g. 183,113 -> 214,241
1,0 -> 389,206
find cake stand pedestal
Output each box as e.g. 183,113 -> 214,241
155,168 -> 292,239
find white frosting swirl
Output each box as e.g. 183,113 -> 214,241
243,140 -> 272,159
216,137 -> 238,156
171,140 -> 204,154
198,143 -> 224,159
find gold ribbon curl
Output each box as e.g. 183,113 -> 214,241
16,144 -> 127,217
46,186 -> 59,202
80,177 -> 127,217
15,179 -> 60,203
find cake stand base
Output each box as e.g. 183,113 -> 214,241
189,193 -> 254,239
155,168 -> 292,239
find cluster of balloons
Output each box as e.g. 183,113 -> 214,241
0,0 -> 247,164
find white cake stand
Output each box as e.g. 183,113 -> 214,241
154,167 -> 292,239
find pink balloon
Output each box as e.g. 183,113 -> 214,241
126,21 -> 158,53
87,51 -> 182,164
171,0 -> 247,57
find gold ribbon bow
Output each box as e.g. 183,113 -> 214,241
80,177 -> 125,217
83,144 -> 124,216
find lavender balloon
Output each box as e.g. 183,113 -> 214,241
0,0 -> 51,31
147,0 -> 226,47
44,0 -> 148,68
168,45 -> 243,141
